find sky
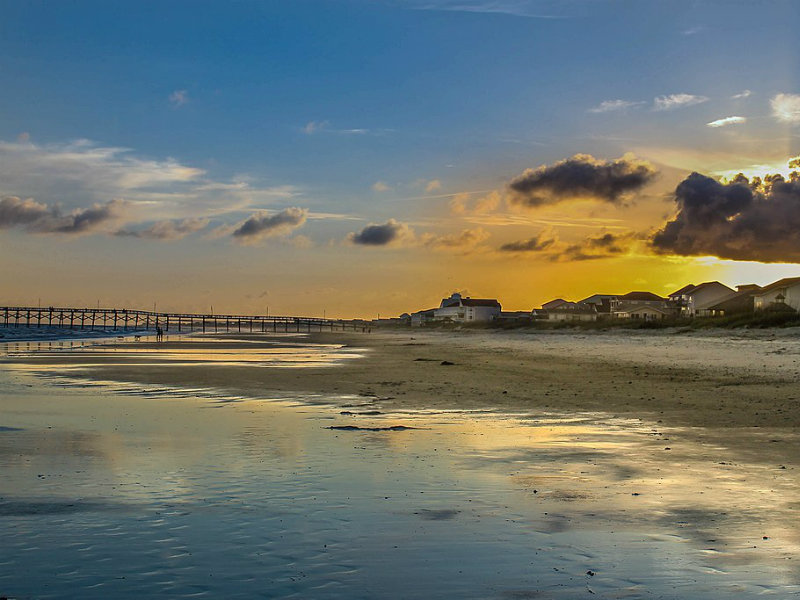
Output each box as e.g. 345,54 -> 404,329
1,0 -> 799,318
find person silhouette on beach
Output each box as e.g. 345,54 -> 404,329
156,326 -> 163,342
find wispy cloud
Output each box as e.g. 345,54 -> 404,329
731,89 -> 752,100
707,116 -> 747,128
303,120 -> 329,134
771,93 -> 800,124
0,137 -> 300,224
498,229 -> 638,261
407,0 -> 568,19
421,227 -> 490,252
303,121 -> 372,135
372,181 -> 391,192
499,231 -> 557,253
588,99 -> 646,114
681,26 -> 705,36
169,90 -> 189,108
653,93 -> 709,111
425,179 -> 442,193
115,217 -> 209,241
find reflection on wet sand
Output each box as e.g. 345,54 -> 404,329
0,336 -> 798,598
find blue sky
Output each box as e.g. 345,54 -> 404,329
1,0 -> 799,316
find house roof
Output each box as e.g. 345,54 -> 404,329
621,291 -> 666,302
461,298 -> 501,308
615,304 -> 672,315
689,281 -> 734,295
699,288 -> 759,311
669,284 -> 696,297
755,277 -> 800,295
542,298 -> 569,309
578,294 -> 620,304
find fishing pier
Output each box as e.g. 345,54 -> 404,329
1,306 -> 365,334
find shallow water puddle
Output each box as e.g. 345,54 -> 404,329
1,340 -> 799,599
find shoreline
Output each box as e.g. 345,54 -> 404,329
5,327 -> 799,431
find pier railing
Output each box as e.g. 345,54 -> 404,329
1,306 -> 365,333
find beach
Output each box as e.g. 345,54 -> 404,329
1,328 -> 799,598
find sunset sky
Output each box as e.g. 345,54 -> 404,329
1,0 -> 799,318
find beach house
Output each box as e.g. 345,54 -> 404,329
669,282 -> 734,317
701,285 -> 762,317
753,278 -> 800,312
433,293 -> 502,323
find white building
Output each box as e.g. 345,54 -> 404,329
433,293 -> 501,323
754,277 -> 800,312
669,282 -> 734,317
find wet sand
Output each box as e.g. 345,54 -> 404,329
2,330 -> 800,598
13,327 -> 800,425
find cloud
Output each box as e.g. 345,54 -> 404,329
303,120 -> 328,134
653,94 -> 709,111
347,219 -> 414,246
731,89 -> 752,100
498,229 -> 637,261
425,179 -> 442,193
707,116 -> 747,128
372,181 -> 391,192
0,137 -> 300,221
588,99 -> 645,113
0,196 -> 127,235
169,90 -> 189,107
406,0 -> 568,18
0,196 -> 49,228
449,190 -> 501,215
651,165 -> 800,263
422,227 -> 490,251
303,121 -> 371,135
557,231 -> 636,261
771,93 -> 800,124
499,231 -> 557,253
231,207 -> 308,244
507,154 -> 657,208
115,217 -> 209,240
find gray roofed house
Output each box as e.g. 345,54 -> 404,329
753,277 -> 800,312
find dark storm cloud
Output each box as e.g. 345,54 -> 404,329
347,219 -> 412,246
508,154 -> 657,207
651,169 -> 800,263
499,232 -> 557,253
0,196 -> 126,234
231,207 -> 307,240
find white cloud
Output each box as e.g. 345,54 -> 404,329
169,90 -> 189,107
731,89 -> 752,100
653,93 -> 709,111
0,137 -> 301,224
372,181 -> 391,192
303,120 -> 328,134
588,99 -> 646,113
425,179 -> 442,193
771,93 -> 800,124
707,116 -> 747,128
